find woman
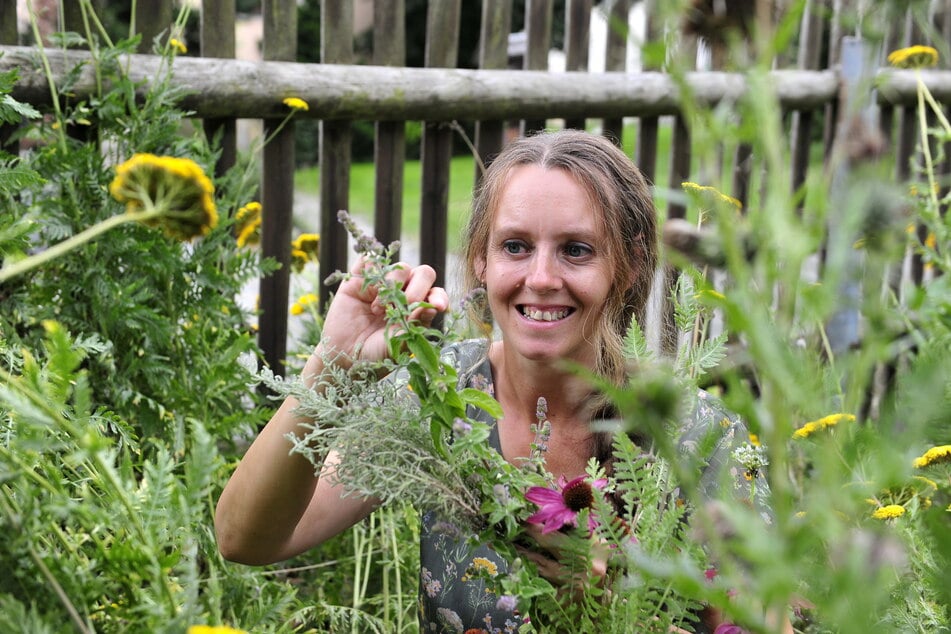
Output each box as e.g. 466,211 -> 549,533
215,130 -> 758,632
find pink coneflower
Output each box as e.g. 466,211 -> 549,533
525,475 -> 607,534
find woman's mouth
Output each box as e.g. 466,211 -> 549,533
518,305 -> 573,322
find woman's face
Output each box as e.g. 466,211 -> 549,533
478,164 -> 614,368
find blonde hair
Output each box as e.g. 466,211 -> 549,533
463,130 -> 658,387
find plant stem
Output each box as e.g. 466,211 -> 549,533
0,210 -> 161,284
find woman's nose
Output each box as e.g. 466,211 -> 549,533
525,252 -> 562,291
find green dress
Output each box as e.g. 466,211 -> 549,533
416,340 -> 771,634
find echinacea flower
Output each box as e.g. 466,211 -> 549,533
913,444 -> 951,468
109,153 -> 217,241
887,45 -> 939,69
283,96 -> 310,111
871,504 -> 905,520
525,475 -> 606,534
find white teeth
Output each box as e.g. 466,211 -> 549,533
523,307 -> 569,321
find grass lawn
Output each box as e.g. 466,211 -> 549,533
292,121 -> 674,255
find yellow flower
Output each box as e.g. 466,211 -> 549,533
290,292 -> 318,316
187,627 -> 248,634
871,504 -> 905,520
169,38 -> 187,54
283,97 -> 310,111
748,433 -> 760,447
291,232 -> 320,271
470,557 -> 498,577
913,444 -> 951,468
235,202 -> 262,247
887,45 -> 939,69
792,413 -> 855,439
109,153 -> 217,241
681,181 -> 742,210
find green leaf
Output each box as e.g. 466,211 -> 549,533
406,336 -> 440,374
460,387 -> 503,419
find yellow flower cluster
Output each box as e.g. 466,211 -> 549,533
681,181 -> 742,210
290,292 -> 318,316
283,97 -> 310,111
187,626 -> 247,634
871,504 -> 905,520
887,45 -> 939,69
169,38 -> 187,54
913,444 -> 951,468
235,201 -> 262,247
292,232 -> 321,272
792,413 -> 856,439
109,153 -> 217,241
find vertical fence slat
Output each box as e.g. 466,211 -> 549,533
318,0 -> 353,310
521,0 -> 552,134
259,0 -> 298,375
373,0 -> 406,255
790,0 -> 824,204
201,0 -> 237,178
637,1 -> 662,183
134,0 -> 174,53
0,0 -> 17,151
602,0 -> 630,144
420,0 -> 461,290
563,0 -> 592,132
474,0 -> 512,184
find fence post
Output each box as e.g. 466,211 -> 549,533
563,0 -> 592,132
373,0 -> 406,256
258,0 -> 298,376
0,0 -> 17,151
317,0 -> 353,311
602,0 -> 631,144
420,0 -> 460,296
134,1 -> 174,53
521,0 -> 552,134
201,0 -> 237,178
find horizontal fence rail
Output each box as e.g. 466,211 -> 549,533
5,46 -> 951,120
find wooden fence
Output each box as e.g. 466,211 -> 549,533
2,0 -> 951,376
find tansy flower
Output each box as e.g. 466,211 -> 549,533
169,38 -> 187,54
109,153 -> 217,241
871,504 -> 905,520
792,413 -> 855,439
187,627 -> 248,634
525,475 -> 606,535
682,181 -> 742,210
470,557 -> 498,577
913,444 -> 951,468
290,292 -> 318,316
887,45 -> 939,69
235,202 -> 262,247
291,232 -> 320,271
283,96 -> 310,111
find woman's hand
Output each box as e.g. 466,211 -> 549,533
317,258 -> 450,370
515,523 -> 610,594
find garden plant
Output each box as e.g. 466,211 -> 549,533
0,1 -> 949,633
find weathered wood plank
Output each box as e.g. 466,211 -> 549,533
373,0 -> 406,255
135,0 -> 175,53
563,0 -> 592,131
522,0 -> 553,134
421,0 -> 461,291
603,0 -> 631,143
258,0 -> 298,376
318,0 -> 353,310
474,0 -> 513,184
5,47 -> 893,119
201,0 -> 238,177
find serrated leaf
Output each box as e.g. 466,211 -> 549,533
0,94 -> 41,124
0,165 -> 45,192
460,387 -> 503,419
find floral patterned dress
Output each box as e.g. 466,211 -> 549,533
417,340 -> 771,634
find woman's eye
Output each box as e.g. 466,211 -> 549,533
565,243 -> 591,258
502,241 -> 525,254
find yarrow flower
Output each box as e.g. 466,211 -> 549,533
792,413 -> 855,439
913,444 -> 951,468
732,442 -> 768,480
682,181 -> 742,210
525,475 -> 607,535
283,96 -> 310,111
291,232 -> 320,271
871,504 -> 905,520
887,45 -> 939,69
290,292 -> 318,316
235,201 -> 262,247
109,153 -> 217,241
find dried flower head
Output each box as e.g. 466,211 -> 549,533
887,45 -> 939,69
109,153 -> 217,241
